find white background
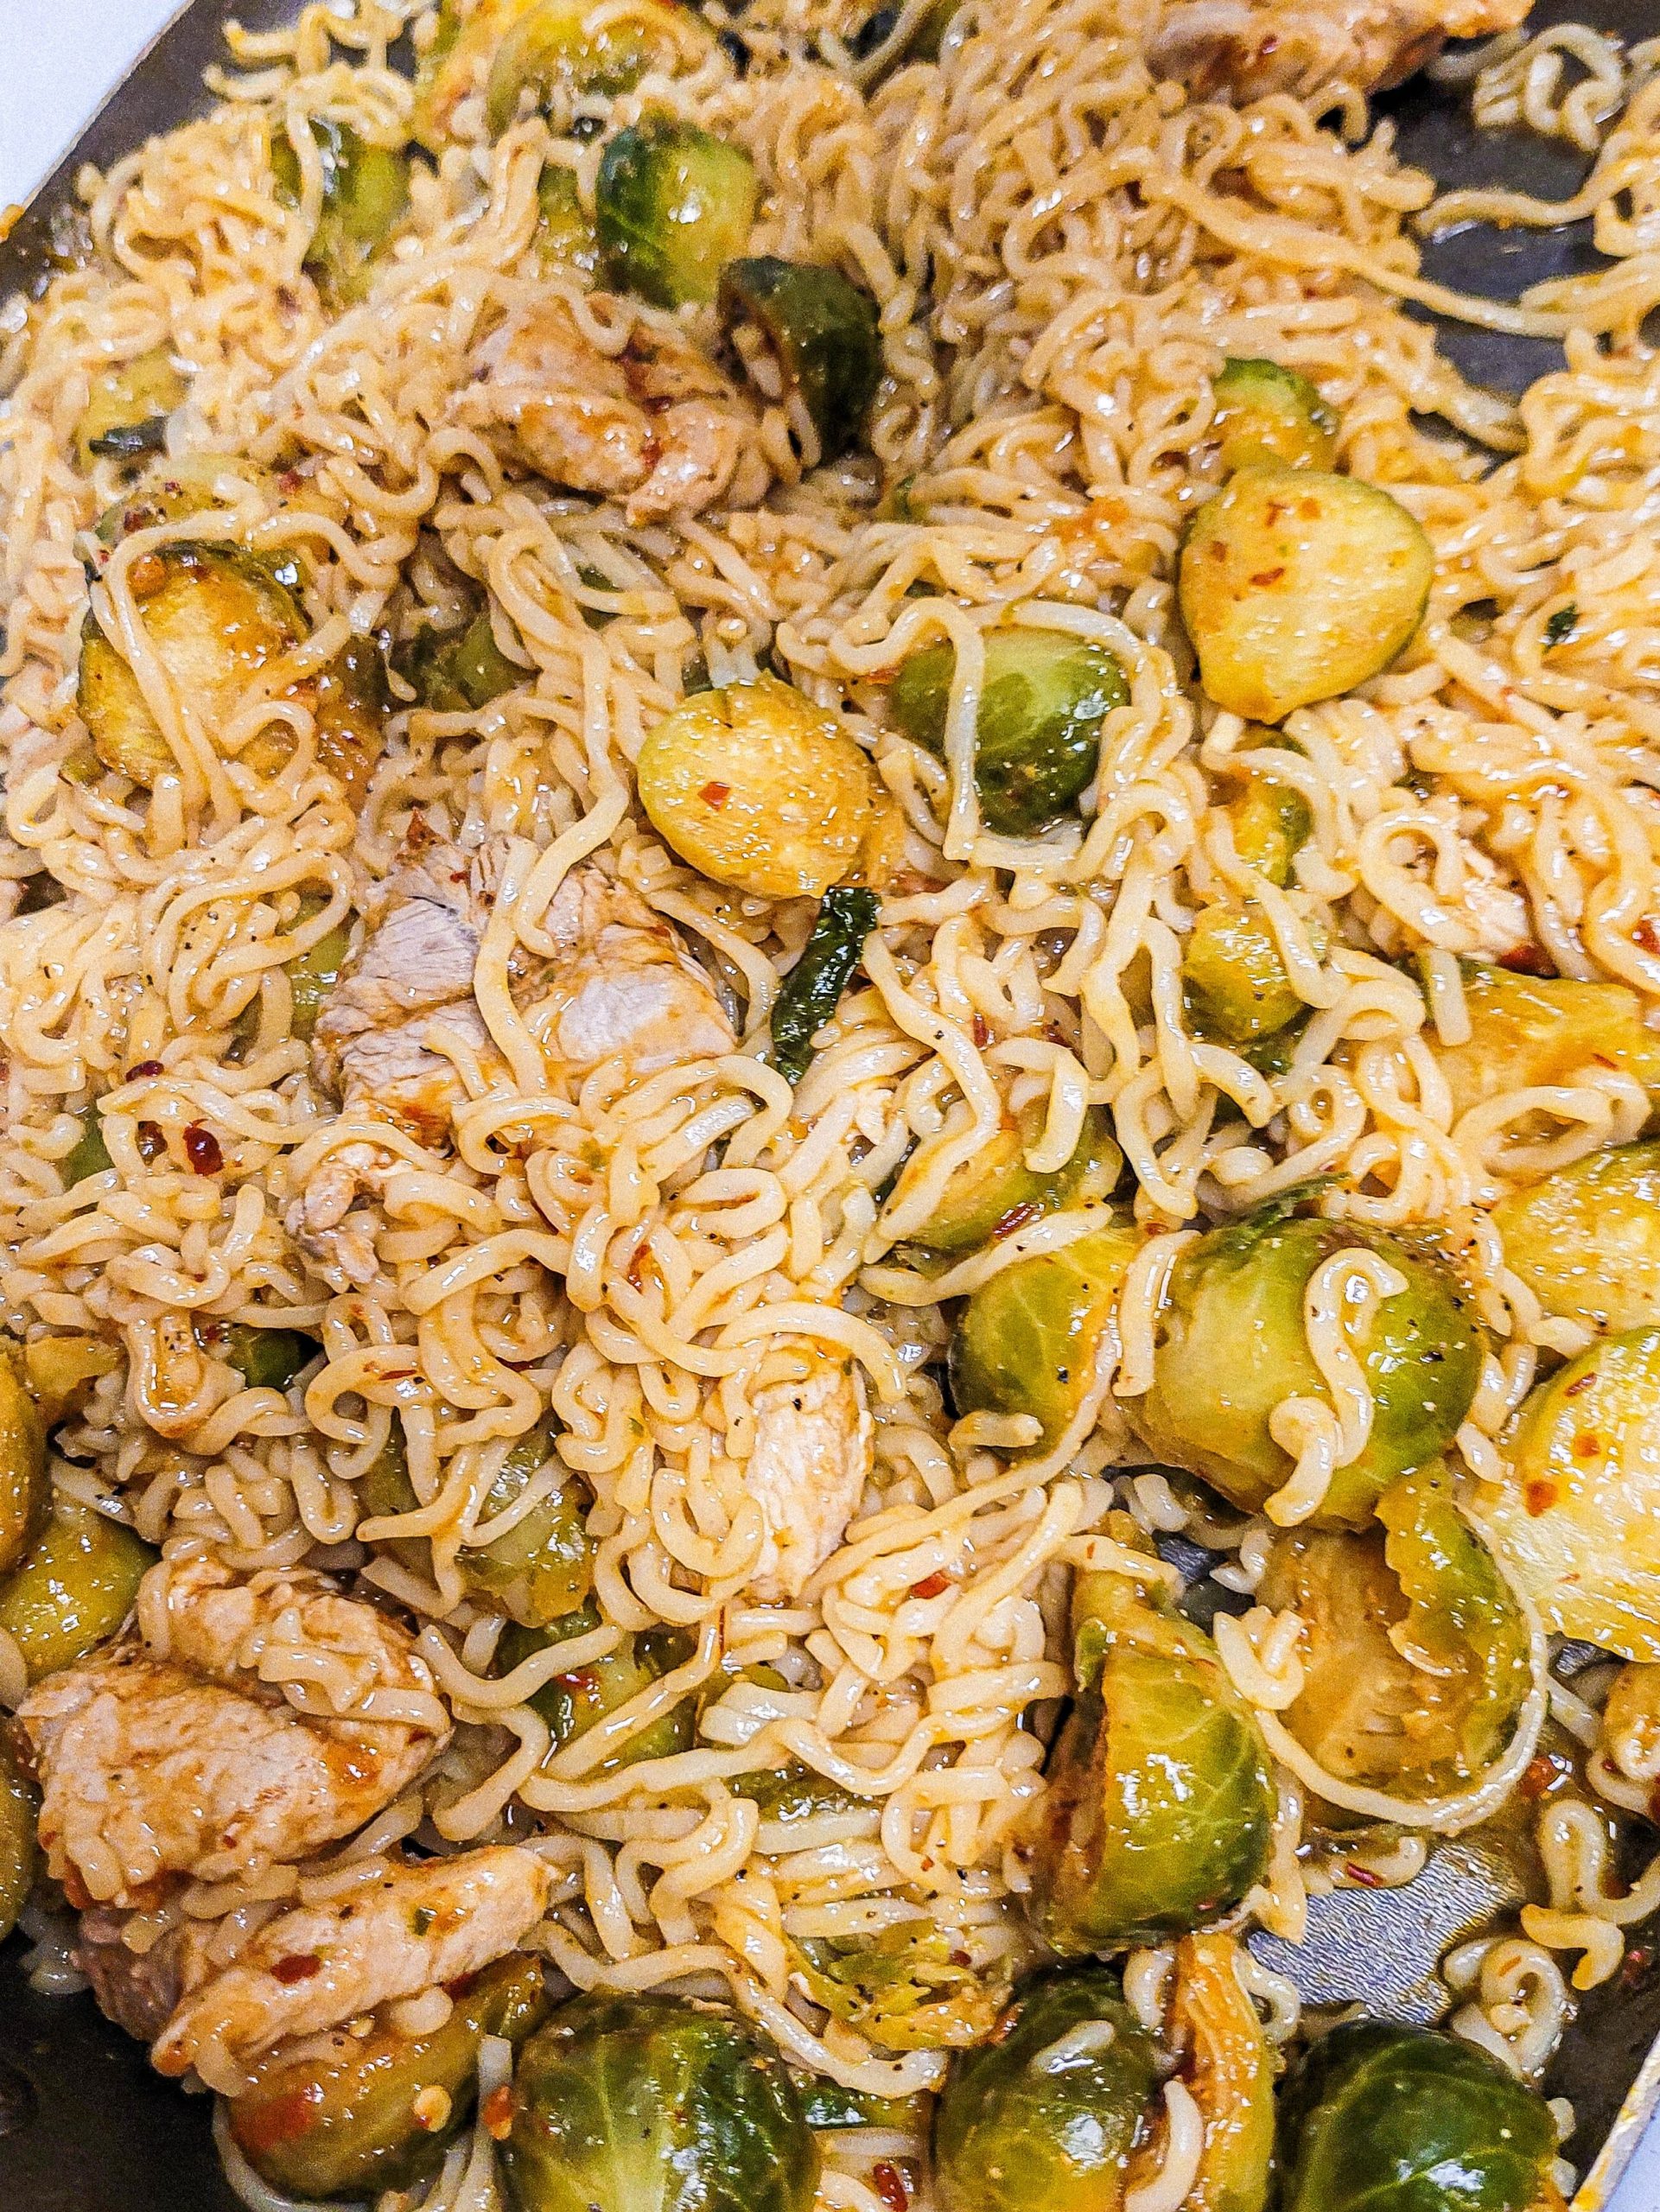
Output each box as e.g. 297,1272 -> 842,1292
1,5 -> 1658,2208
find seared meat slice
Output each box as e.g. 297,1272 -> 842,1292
1147,0 -> 1530,102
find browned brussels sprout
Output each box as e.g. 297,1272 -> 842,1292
1433,962 -> 1660,1121
718,257 -> 881,462
1171,1933 -> 1275,2212
1178,467 -> 1434,722
485,0 -> 697,130
1494,1140 -> 1660,1334
1023,1568 -> 1275,1953
949,1217 -> 1142,1449
1134,1199 -> 1483,1528
501,1993 -> 818,2212
1211,357 -> 1339,475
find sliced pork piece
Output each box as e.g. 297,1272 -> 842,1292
1148,0 -> 1530,103
743,1344 -> 873,1600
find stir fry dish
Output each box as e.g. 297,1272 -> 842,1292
3,1 -> 1660,2208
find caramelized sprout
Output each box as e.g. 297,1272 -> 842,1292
894,1103 -> 1123,1258
1434,963 -> 1660,1121
949,1217 -> 1142,1448
596,116 -> 758,308
1211,357 -> 1339,475
718,257 -> 881,461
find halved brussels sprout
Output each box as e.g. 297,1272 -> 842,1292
0,1352 -> 48,1580
22,1333 -> 121,1428
769,885 -> 880,1084
80,543 -> 385,801
887,629 -> 1128,837
893,1103 -> 1123,1258
1183,898 -> 1311,1048
933,1966 -> 1159,2212
0,1503 -> 156,1682
485,0 -> 696,130
286,908 -> 353,1045
1024,1567 -> 1275,1954
1134,1201 -> 1483,1528
596,117 -> 758,309
1481,1326 -> 1660,1662
1226,763 -> 1311,887
949,1217 -> 1142,1449
1177,467 -> 1434,722
500,1604 -> 693,1768
1494,1139 -> 1660,1334
397,603 -> 525,714
1434,962 -> 1660,1121
92,453 -> 268,549
1277,2020 -> 1561,2212
534,163 -> 600,278
718,257 -> 881,462
637,675 -> 896,899
231,1954 -> 550,2202
273,118 -> 410,306
0,1737 -> 37,1946
76,348 -> 188,472
501,1993 -> 818,2212
365,1418 -> 595,1629
1260,1462 -> 1530,1806
1170,1935 -> 1274,2212
794,1926 -> 1006,2051
222,1325 -> 318,1393
416,0 -> 533,144
1211,358 -> 1339,476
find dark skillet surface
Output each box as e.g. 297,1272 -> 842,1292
0,1 -> 1657,2202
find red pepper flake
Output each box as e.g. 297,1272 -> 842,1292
272,1953 -> 321,1986
1343,1863 -> 1384,1889
971,1014 -> 990,1048
183,1123 -> 223,1175
1524,1478 -> 1559,1516
993,1201 -> 1043,1240
911,1572 -> 950,1600
560,1669 -> 599,1698
1249,567 -> 1286,588
872,2164 -> 909,2212
1637,917 -> 1660,960
128,1060 -> 165,1079
233,2087 -> 321,2154
481,2085 -> 515,2141
1572,1432 -> 1601,1460
698,781 -> 731,810
128,551 -> 168,599
1624,1942 -> 1654,1988
1563,1371 -> 1595,1397
1497,942 -> 1555,977
1520,1751 -> 1570,1800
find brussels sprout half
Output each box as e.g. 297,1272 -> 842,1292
893,1103 -> 1123,1259
1226,763 -> 1311,887
0,1503 -> 156,1683
0,1736 -> 37,1947
231,1954 -> 550,2201
1134,1202 -> 1484,1528
485,0 -> 699,131
1261,1461 -> 1530,1808
0,1352 -> 48,1581
1494,1139 -> 1660,1335
1482,1326 -> 1660,1662
500,1604 -> 695,1769
596,116 -> 758,308
638,675 -> 897,899
75,347 -> 188,472
1211,357 -> 1339,475
793,1925 -> 1007,2051
1182,898 -> 1315,1048
949,1217 -> 1142,1450
1023,1570 -> 1275,1955
718,257 -> 882,462
501,1993 -> 819,2212
887,628 -> 1129,837
1435,963 -> 1660,1122
222,1324 -> 319,1393
1177,467 -> 1434,722
273,118 -> 410,306
933,1966 -> 1160,2212
1277,2020 -> 1561,2212
534,163 -> 601,278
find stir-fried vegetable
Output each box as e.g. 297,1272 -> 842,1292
1226,763 -> 1312,886
1178,467 -> 1434,721
1170,1935 -> 1275,2212
1261,1462 -> 1530,1804
0,1353 -> 48,1580
230,1955 -> 550,2201
62,1104 -> 115,1186
1211,357 -> 1339,475
769,885 -> 880,1083
1183,897 -> 1315,1047
793,1926 -> 1006,2050
500,1604 -> 693,1767
637,675 -> 897,899
22,1333 -> 122,1428
1024,1566 -> 1275,1953
1494,1139 -> 1660,1334
950,1217 -> 1142,1447
397,604 -> 525,714
596,117 -> 758,308
533,163 -> 600,278
92,453 -> 267,549
887,628 -> 1128,836
501,1993 -> 819,2212
273,118 -> 410,305
487,0 -> 696,127
1135,1199 -> 1484,1527
795,2082 -> 932,2131
1434,962 -> 1660,1119
0,1503 -> 156,1682
1276,2020 -> 1561,2212
718,257 -> 881,461
893,1103 -> 1123,1257
75,348 -> 188,472
1482,1325 -> 1660,1662
0,1738 -> 37,1947
933,1966 -> 1159,2212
